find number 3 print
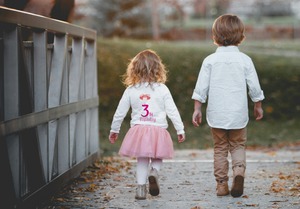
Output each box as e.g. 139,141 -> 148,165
141,104 -> 149,117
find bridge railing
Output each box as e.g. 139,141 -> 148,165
0,6 -> 100,208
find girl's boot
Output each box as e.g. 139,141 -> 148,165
135,184 -> 147,200
148,168 -> 160,196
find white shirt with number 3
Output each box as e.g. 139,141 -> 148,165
110,82 -> 185,135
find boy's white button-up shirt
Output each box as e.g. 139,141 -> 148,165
192,46 -> 265,129
111,82 -> 185,135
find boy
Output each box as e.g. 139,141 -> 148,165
192,14 -> 264,197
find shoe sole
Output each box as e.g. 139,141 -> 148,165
217,191 -> 230,196
148,176 -> 159,196
231,175 -> 244,197
135,196 -> 146,200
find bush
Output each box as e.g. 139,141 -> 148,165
98,38 -> 300,121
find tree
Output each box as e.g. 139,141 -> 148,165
88,0 -> 152,38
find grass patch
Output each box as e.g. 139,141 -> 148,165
97,38 -> 300,156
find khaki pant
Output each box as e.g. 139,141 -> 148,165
211,127 -> 247,182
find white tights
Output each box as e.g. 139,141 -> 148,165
136,157 -> 162,185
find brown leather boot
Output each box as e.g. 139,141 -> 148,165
217,180 -> 229,196
231,165 -> 245,197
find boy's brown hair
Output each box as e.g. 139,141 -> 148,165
212,14 -> 245,46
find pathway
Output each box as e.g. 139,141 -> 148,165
40,148 -> 300,209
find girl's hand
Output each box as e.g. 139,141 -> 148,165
109,132 -> 119,144
178,133 -> 185,143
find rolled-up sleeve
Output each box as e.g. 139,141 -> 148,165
246,60 -> 265,102
192,59 -> 211,103
110,89 -> 131,133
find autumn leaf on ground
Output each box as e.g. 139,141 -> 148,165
271,187 -> 280,193
272,181 -> 285,186
245,203 -> 259,206
279,175 -> 288,180
113,176 -> 125,181
237,202 -> 242,204
268,152 -> 277,156
242,195 -> 248,198
56,198 -> 65,201
189,153 -> 197,157
191,207 -> 203,209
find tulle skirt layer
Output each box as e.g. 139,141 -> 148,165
118,125 -> 175,159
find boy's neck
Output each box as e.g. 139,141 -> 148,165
218,44 -> 239,47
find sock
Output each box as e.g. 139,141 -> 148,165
150,158 -> 162,171
136,157 -> 149,185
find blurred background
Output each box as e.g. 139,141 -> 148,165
3,0 -> 300,155
77,0 -> 300,156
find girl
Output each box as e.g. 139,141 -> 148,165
109,49 -> 185,200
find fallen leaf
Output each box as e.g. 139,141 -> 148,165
268,152 -> 276,156
242,195 -> 248,198
245,203 -> 259,206
237,202 -> 242,204
113,176 -> 125,181
56,198 -> 65,201
189,153 -> 197,157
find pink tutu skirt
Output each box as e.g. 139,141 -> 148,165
118,125 -> 175,159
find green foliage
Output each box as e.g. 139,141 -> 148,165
97,38 -> 300,155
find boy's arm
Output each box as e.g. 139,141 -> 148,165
191,59 -> 210,127
192,100 -> 202,127
246,60 -> 265,102
254,101 -> 263,120
191,59 -> 210,103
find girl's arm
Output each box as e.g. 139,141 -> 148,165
110,88 -> 131,134
164,86 -> 185,136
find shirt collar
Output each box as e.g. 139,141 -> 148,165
216,45 -> 240,53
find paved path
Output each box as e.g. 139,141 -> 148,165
41,149 -> 300,209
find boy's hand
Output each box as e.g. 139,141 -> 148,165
192,110 -> 202,127
254,101 -> 263,120
192,100 -> 202,127
178,133 -> 185,143
109,132 -> 119,144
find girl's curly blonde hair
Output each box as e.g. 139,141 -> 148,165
123,49 -> 167,87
